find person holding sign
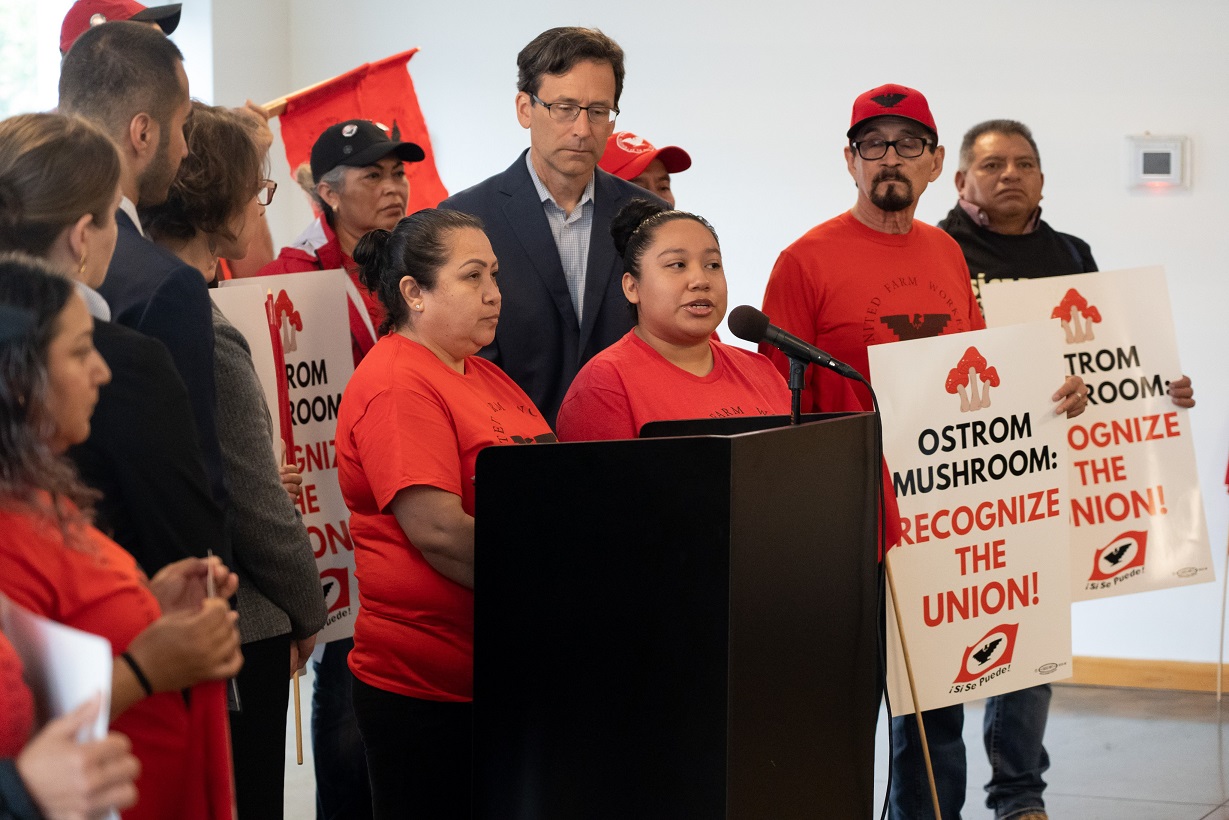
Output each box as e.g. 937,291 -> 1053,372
760,84 -> 1088,820
934,117 -> 1194,820
335,209 -> 554,818
556,199 -> 789,439
0,257 -> 243,820
260,119 -> 425,365
141,102 -> 327,820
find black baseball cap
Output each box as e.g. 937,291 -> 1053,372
310,120 -> 425,184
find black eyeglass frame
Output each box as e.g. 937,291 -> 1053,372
530,94 -> 620,126
849,137 -> 935,161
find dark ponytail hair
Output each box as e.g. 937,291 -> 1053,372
353,208 -> 486,335
610,198 -> 719,281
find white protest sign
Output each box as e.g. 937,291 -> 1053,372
870,323 -> 1072,711
981,267 -> 1212,601
220,269 -> 358,642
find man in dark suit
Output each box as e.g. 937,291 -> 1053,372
59,22 -> 231,548
441,26 -> 663,426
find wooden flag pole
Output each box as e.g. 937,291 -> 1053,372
885,551 -> 944,820
292,668 -> 304,765
1217,525 -> 1228,702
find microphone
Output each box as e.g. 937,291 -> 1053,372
728,305 -> 862,381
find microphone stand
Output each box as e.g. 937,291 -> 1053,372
787,355 -> 807,425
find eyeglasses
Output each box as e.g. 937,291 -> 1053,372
849,136 -> 933,160
531,94 -> 619,126
256,179 -> 277,206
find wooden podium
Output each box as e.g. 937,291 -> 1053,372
473,413 -> 882,818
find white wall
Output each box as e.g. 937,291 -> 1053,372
211,0 -> 1229,663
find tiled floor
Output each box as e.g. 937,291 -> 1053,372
284,675 -> 1229,818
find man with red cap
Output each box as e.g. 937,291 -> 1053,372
60,0 -> 181,54
599,131 -> 691,208
760,84 -> 1086,820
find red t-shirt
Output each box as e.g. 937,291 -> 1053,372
257,217 -> 386,366
335,334 -> 555,701
556,330 -> 791,441
0,632 -> 33,757
761,212 -> 983,552
761,211 -> 986,413
0,501 -> 231,820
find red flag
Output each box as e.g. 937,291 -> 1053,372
276,48 -> 447,213
265,290 -> 295,457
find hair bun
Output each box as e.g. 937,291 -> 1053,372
353,228 -> 392,291
610,198 -> 667,258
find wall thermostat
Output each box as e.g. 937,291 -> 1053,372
1126,134 -> 1188,190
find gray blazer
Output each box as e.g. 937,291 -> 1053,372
212,304 -> 326,643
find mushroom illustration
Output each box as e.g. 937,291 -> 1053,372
1050,288 -> 1101,343
275,290 -> 302,352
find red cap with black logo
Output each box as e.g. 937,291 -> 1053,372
847,83 -> 936,139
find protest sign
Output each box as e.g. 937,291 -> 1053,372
219,269 -> 357,642
870,323 -> 1072,711
982,267 -> 1212,600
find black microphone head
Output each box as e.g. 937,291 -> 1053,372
728,305 -> 770,344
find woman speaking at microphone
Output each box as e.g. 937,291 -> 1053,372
556,199 -> 790,441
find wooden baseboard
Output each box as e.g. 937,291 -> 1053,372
1064,656 -> 1220,692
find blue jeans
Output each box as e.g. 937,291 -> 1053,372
889,684 -> 1051,820
983,684 -> 1051,819
890,704 -> 966,820
312,638 -> 373,820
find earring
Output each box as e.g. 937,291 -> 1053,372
77,250 -> 87,277
412,303 -> 424,312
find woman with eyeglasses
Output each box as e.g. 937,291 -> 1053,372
142,102 -> 327,820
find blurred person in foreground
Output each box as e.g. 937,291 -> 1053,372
0,256 -> 242,820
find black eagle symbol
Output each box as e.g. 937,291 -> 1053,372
322,581 -> 335,600
880,313 -> 952,341
1103,543 -> 1131,566
871,93 -> 907,108
972,639 -> 1002,666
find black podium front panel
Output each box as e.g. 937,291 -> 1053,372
474,414 -> 880,819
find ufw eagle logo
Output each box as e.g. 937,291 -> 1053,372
954,623 -> 1019,684
1089,530 -> 1147,582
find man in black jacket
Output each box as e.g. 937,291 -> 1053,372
939,118 -> 1193,820
939,119 -> 1097,311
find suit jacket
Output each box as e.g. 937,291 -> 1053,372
68,319 -> 228,572
212,305 -> 326,643
99,210 -> 228,514
440,151 -> 660,426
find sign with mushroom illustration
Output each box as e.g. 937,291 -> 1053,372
981,267 -> 1212,601
869,322 -> 1072,711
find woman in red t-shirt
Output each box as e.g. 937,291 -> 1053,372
556,199 -> 791,440
336,209 -> 554,819
0,258 -> 243,820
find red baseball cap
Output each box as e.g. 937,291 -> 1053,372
847,83 -> 937,139
60,0 -> 182,53
599,131 -> 692,180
